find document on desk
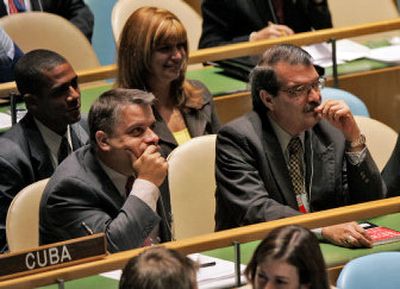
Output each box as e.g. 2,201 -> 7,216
366,45 -> 400,64
190,253 -> 246,289
0,112 -> 12,129
99,253 -> 246,289
303,39 -> 370,67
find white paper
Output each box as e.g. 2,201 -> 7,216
0,112 -> 12,129
0,109 -> 27,129
189,253 -> 246,289
303,39 -> 370,67
366,45 -> 400,64
99,253 -> 247,289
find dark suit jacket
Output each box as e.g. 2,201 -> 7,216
0,112 -> 88,252
382,134 -> 400,197
153,80 -> 220,159
215,111 -> 386,230
0,0 -> 94,41
39,145 -> 170,253
152,80 -> 220,230
199,0 -> 332,48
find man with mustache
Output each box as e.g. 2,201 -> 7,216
215,44 -> 385,248
0,49 -> 88,253
40,88 -> 169,253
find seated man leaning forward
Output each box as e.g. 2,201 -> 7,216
40,88 -> 169,252
215,44 -> 386,248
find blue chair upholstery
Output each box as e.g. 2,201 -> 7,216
85,0 -> 117,65
321,87 -> 370,117
336,252 -> 400,289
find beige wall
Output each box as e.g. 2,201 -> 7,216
328,0 -> 400,41
182,0 -> 201,16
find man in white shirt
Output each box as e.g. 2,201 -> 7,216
0,49 -> 88,253
0,27 -> 23,82
40,88 -> 170,252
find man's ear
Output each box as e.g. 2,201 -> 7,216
95,131 -> 111,152
259,89 -> 274,111
23,93 -> 38,110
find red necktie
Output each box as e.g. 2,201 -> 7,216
8,0 -> 26,13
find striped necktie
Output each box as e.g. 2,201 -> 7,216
8,0 -> 26,13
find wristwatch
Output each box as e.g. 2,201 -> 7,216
346,133 -> 366,148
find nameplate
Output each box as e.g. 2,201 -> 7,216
0,233 -> 107,281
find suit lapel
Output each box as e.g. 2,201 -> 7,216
153,109 -> 177,147
87,148 -> 126,208
257,114 -> 298,209
0,2 -> 7,15
70,122 -> 89,150
20,114 -> 54,178
30,0 -> 42,11
251,0 -> 274,26
306,126 -> 336,209
184,107 -> 208,138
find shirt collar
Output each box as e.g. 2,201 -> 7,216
97,159 -> 132,198
267,115 -> 305,161
34,118 -> 71,168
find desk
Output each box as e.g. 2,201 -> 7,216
80,58 -> 400,130
40,212 -> 400,289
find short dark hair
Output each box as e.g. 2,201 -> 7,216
250,44 -> 313,114
119,247 -> 198,289
245,225 -> 329,289
88,88 -> 155,146
14,49 -> 68,96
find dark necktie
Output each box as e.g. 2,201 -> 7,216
125,176 -> 135,198
271,0 -> 285,24
287,137 -> 308,213
57,136 -> 71,165
8,0 -> 26,13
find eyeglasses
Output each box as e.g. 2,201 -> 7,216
279,77 -> 325,98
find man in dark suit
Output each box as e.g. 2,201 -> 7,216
0,49 -> 88,252
199,0 -> 332,49
0,0 -> 94,41
40,88 -> 170,253
215,44 -> 386,248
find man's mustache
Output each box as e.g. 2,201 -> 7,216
304,101 -> 321,113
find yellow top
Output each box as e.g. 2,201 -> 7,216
173,128 -> 192,145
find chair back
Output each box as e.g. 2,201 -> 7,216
167,135 -> 217,240
321,87 -> 370,117
336,252 -> 400,289
111,0 -> 202,50
0,12 -> 100,71
354,116 -> 397,171
6,178 -> 49,252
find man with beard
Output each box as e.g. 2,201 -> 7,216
215,44 -> 385,248
0,49 -> 88,252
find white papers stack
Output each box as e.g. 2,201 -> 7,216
0,112 -> 12,129
0,109 -> 27,129
366,45 -> 400,64
190,253 -> 246,289
303,39 -> 370,67
100,253 -> 246,289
